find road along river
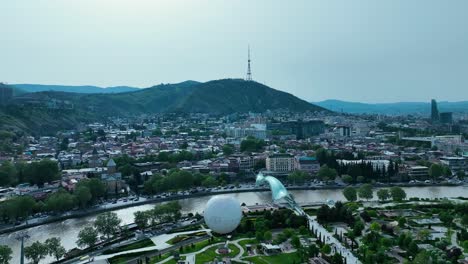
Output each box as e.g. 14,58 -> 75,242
1,185 -> 467,263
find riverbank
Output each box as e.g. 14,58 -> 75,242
0,182 -> 465,235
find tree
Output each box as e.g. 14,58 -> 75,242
356,175 -> 365,183
307,244 -> 319,257
331,253 -> 344,264
390,187 -> 406,202
201,176 -> 217,188
24,241 -> 48,264
358,184 -> 373,200
75,185 -> 92,208
240,137 -> 265,152
13,195 -> 36,220
417,229 -> 431,241
317,165 -> 337,181
60,137 -> 69,151
462,214 -> 468,227
398,217 -> 406,227
23,159 -> 60,187
429,164 -> 443,180
134,211 -> 150,230
0,245 -> 12,264
343,187 -> 357,202
0,161 -> 17,186
291,235 -> 301,249
77,226 -> 98,248
45,189 -> 76,212
376,189 -> 390,202
222,144 -> 235,156
45,237 -> 66,261
299,226 -> 308,235
370,222 -> 380,232
255,231 -> 264,241
95,212 -> 122,239
288,171 -> 309,185
264,231 -> 272,241
341,174 -> 353,184
321,244 -> 331,255
76,178 -> 106,201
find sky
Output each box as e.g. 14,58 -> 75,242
1,0 -> 468,103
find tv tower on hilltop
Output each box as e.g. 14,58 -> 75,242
246,46 -> 252,81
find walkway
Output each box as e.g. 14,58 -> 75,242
93,229 -> 211,261
308,216 -> 361,264
158,237 -> 253,264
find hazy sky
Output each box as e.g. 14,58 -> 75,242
1,1 -> 468,103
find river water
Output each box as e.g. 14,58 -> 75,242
1,185 -> 467,263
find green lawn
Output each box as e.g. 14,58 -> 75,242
181,237 -> 224,254
238,239 -> 257,256
150,252 -> 172,264
163,256 -> 186,264
244,252 -> 302,264
167,231 -> 208,245
194,243 -> 240,264
103,238 -> 155,254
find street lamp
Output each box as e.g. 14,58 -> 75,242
15,231 -> 30,264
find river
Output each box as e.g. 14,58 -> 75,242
1,185 -> 467,263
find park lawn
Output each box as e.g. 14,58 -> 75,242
163,256 -> 186,264
150,252 -> 172,263
244,252 -> 302,264
195,245 -> 219,264
195,243 -> 241,264
182,236 -> 225,254
103,238 -> 155,254
167,231 -> 207,245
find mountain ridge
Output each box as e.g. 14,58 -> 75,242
314,99 -> 468,114
1,79 -> 326,134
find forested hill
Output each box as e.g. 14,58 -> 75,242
12,79 -> 325,115
1,79 -> 326,134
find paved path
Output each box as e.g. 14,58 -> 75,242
308,216 -> 361,264
175,242 -> 225,264
158,237 -> 253,264
231,238 -> 252,264
93,229 -> 211,261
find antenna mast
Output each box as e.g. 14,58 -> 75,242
246,46 -> 252,81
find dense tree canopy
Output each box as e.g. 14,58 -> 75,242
317,165 -> 337,181
240,136 -> 265,152
77,226 -> 98,248
95,212 -> 122,239
343,187 -> 357,202
0,245 -> 12,264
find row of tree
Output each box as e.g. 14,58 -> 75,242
0,159 -> 59,187
133,201 -> 182,230
143,169 -> 230,194
77,212 -> 122,248
0,237 -> 67,264
0,178 -> 107,223
342,185 -> 407,202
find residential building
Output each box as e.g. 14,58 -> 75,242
408,166 -> 429,179
295,156 -> 320,174
440,156 -> 466,174
266,153 -> 295,172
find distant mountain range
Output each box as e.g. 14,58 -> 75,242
12,84 -> 141,94
314,99 -> 468,115
1,79 -> 325,134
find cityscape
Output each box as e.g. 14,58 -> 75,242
1,1 -> 468,264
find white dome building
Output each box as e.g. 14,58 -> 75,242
204,196 -> 242,234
